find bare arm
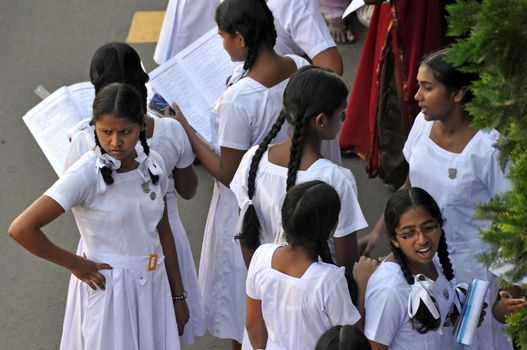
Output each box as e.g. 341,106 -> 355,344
312,47 -> 343,76
8,196 -> 111,290
370,341 -> 388,350
359,176 -> 411,256
246,296 -> 267,349
172,165 -> 198,200
172,105 -> 245,187
352,256 -> 379,330
493,286 -> 527,323
335,233 -> 360,277
157,200 -> 189,335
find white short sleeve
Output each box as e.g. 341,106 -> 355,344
165,119 -> 195,169
324,268 -> 361,326
270,0 -> 336,58
64,126 -> 95,172
403,113 -> 427,162
46,153 -> 95,211
230,145 -> 256,208
364,282 -> 406,346
246,243 -> 272,300
331,167 -> 368,237
480,138 -> 512,196
217,101 -> 252,151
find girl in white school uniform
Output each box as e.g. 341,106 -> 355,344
364,187 -> 467,350
231,66 -> 367,291
364,49 -> 513,349
63,42 -> 204,346
266,0 -> 344,165
9,83 -> 188,350
245,181 -> 361,350
172,0 -> 308,347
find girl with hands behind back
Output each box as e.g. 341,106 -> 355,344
9,83 -> 188,349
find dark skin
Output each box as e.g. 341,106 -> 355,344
9,115 -> 190,335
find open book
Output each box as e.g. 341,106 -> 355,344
22,82 -> 95,176
149,27 -> 238,143
454,279 -> 489,345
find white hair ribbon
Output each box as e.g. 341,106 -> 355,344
135,144 -> 163,184
235,199 -> 254,237
408,274 -> 440,320
94,146 -> 121,194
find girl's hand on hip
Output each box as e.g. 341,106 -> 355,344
70,255 -> 112,291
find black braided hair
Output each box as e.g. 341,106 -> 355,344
384,187 -> 456,333
235,67 -> 347,252
315,325 -> 372,350
286,117 -> 308,190
282,181 -> 340,263
235,110 -> 288,250
90,42 -> 149,113
139,129 -> 159,184
94,131 -> 114,185
92,83 -> 145,185
215,0 -> 277,72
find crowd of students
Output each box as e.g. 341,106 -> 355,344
8,0 -> 527,349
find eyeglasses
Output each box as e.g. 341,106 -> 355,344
396,222 -> 440,240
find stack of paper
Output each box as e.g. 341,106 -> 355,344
22,82 -> 95,176
149,28 -> 238,143
454,279 -> 489,345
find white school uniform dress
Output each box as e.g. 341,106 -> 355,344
364,258 -> 456,349
63,116 -> 205,345
245,243 -> 361,350
403,113 -> 513,350
230,146 -> 367,260
199,54 -> 308,342
52,149 -> 180,350
267,0 -> 342,165
154,0 -> 220,64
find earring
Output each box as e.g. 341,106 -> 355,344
320,123 -> 324,128
394,242 -> 400,248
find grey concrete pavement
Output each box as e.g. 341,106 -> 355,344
0,2 -> 392,349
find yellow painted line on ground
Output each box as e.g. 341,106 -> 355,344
126,11 -> 166,43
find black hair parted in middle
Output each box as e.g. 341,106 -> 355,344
235,66 -> 348,251
215,0 -> 277,71
384,187 -> 455,334
281,180 -> 340,264
90,42 -> 149,113
92,82 -> 158,185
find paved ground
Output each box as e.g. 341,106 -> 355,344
0,2 -> 392,349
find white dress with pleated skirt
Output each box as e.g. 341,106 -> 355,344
63,116 -> 205,345
199,55 -> 307,342
52,149 -> 180,350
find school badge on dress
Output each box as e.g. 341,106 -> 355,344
448,168 -> 457,179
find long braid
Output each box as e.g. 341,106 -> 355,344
94,130 -> 114,185
236,110 -> 287,250
139,129 -> 159,184
286,117 -> 308,190
437,230 -> 454,281
392,244 -> 415,285
243,43 -> 258,72
317,239 -> 333,265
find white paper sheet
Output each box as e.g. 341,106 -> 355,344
23,82 -> 95,176
149,28 -> 238,143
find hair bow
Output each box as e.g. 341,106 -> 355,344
408,274 -> 440,320
94,146 -> 121,193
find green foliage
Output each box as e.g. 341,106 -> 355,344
447,0 -> 527,347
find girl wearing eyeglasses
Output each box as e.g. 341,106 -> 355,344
363,187 -> 467,350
